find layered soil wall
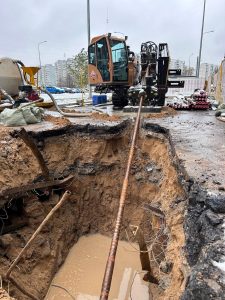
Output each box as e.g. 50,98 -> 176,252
0,118 -> 224,300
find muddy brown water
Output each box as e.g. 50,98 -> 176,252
45,234 -> 142,300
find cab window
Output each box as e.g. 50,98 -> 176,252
88,44 -> 96,65
96,38 -> 110,81
110,40 -> 128,81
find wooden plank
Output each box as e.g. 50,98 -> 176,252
0,175 -> 74,199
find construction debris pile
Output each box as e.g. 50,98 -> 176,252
189,89 -> 211,109
167,90 -> 210,110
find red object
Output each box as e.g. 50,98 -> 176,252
27,91 -> 39,101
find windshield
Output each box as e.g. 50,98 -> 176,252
110,40 -> 128,81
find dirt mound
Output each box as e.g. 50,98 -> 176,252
146,107 -> 177,119
91,112 -> 121,122
43,115 -> 71,126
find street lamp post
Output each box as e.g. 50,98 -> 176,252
197,0 -> 206,77
197,30 -> 214,77
38,40 -> 47,86
87,0 -> 92,100
87,0 -> 91,45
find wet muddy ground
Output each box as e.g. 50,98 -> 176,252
0,108 -> 224,300
146,110 -> 225,192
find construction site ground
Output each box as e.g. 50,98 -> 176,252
145,109 -> 225,192
36,108 -> 225,193
0,107 -> 225,300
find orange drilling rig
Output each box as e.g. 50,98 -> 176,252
88,33 -> 184,108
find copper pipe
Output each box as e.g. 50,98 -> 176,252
100,93 -> 145,300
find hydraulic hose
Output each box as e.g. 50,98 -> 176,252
0,88 -> 15,105
13,60 -> 25,67
40,88 -> 92,117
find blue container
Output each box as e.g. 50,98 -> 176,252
92,95 -> 99,105
92,95 -> 107,105
100,95 -> 107,104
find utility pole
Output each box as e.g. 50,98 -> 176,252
87,0 -> 91,45
197,0 -> 206,77
196,56 -> 199,77
87,0 -> 92,99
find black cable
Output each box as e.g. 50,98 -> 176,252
51,284 -> 76,300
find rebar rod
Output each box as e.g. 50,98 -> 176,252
100,93 -> 144,300
5,190 -> 71,279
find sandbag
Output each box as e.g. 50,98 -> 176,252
21,106 -> 44,124
0,108 -> 27,126
218,103 -> 225,110
30,106 -> 44,121
0,105 -> 44,127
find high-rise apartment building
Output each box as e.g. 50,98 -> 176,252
55,60 -> 67,87
38,64 -> 56,86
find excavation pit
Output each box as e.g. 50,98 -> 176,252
0,111 -> 225,300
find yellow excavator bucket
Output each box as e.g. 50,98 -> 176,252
21,66 -> 40,86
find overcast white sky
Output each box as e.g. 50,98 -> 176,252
1,0 -> 224,67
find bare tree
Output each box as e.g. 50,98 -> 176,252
68,48 -> 88,88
